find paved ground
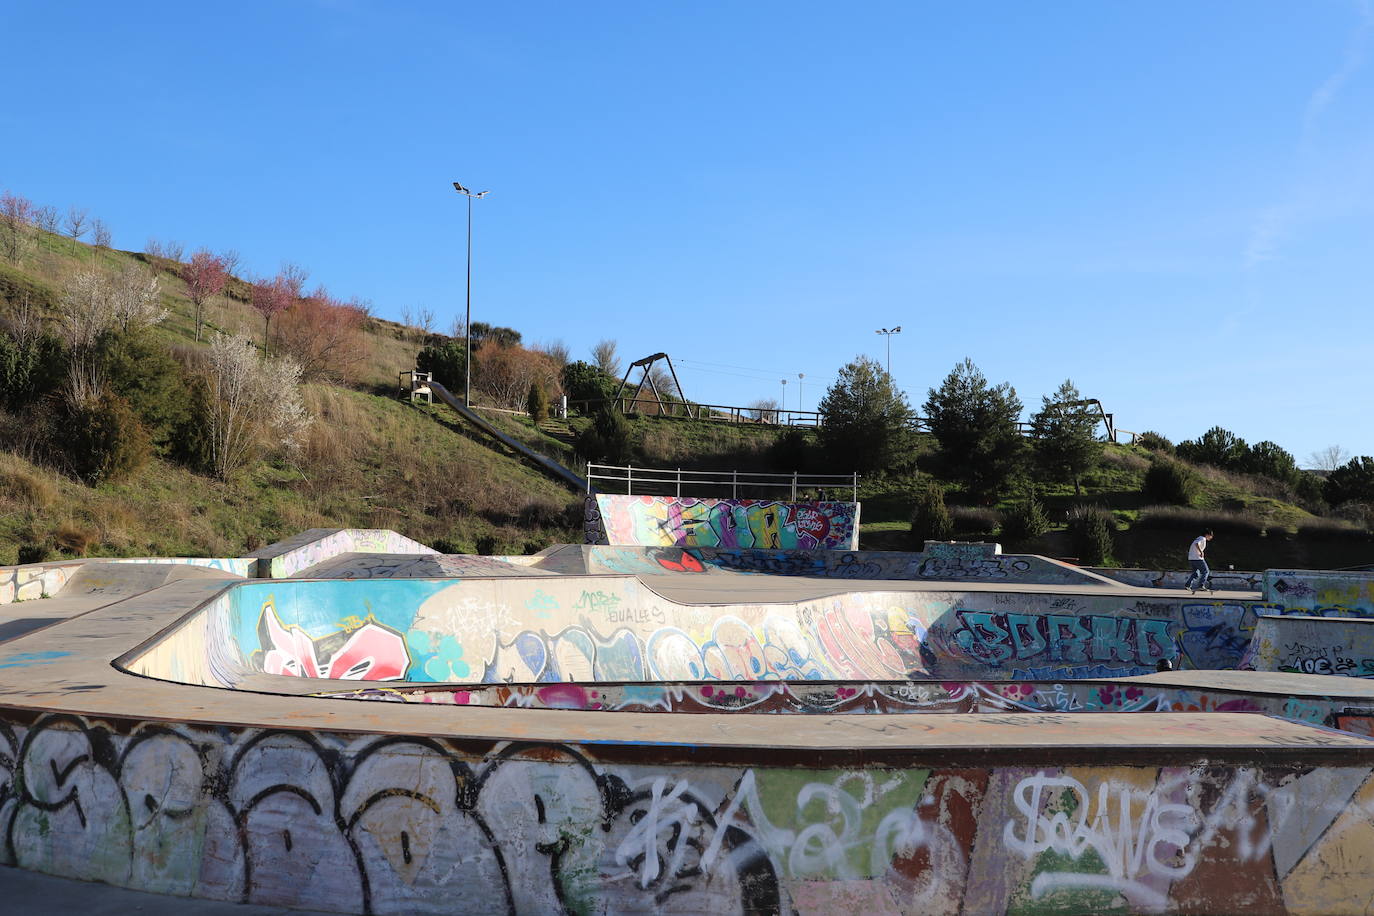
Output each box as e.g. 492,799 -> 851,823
0,866 -> 337,915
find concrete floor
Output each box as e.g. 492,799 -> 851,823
0,866 -> 338,915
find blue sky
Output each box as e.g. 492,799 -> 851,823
4,1 -> 1373,463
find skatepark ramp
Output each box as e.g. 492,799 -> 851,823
8,537 -> 1374,914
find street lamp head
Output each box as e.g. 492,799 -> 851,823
453,182 -> 490,199
893,326 -> 902,334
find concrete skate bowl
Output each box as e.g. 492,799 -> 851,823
5,559 -> 1374,914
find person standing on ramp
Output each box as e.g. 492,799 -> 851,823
1184,529 -> 1214,593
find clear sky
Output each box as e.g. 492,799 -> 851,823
3,1 -> 1372,463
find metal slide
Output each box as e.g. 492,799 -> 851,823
426,380 -> 591,493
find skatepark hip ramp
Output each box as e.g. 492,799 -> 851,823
5,532 -> 1374,914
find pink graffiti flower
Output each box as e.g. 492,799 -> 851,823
262,612 -> 408,680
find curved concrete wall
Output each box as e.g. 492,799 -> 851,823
123,577 -> 1308,688
538,543 -> 1113,586
3,711 -> 1374,915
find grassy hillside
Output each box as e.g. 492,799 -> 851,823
0,384 -> 581,565
2,219 -> 1366,571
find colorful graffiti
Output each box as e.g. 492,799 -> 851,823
123,578 -> 1317,689
1250,613 -> 1374,679
5,714 -> 1374,914
1264,569 -> 1374,614
589,495 -> 860,550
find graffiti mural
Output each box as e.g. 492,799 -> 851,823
589,495 -> 860,550
5,713 -> 1374,914
125,578 -> 1324,688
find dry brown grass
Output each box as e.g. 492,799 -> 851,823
0,453 -> 58,508
52,519 -> 96,555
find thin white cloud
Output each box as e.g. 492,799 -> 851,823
1244,0 -> 1374,268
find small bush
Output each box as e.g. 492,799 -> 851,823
1067,504 -> 1115,565
53,520 -> 96,555
98,330 -> 193,454
475,534 -> 499,555
526,381 -> 550,423
17,542 -> 49,564
1002,493 -> 1050,542
1133,505 -> 1266,537
768,427 -> 814,473
0,331 -> 64,409
910,481 -> 954,542
949,505 -> 1001,536
1296,518 -> 1370,542
1141,458 -> 1197,506
62,392 -> 152,484
416,339 -> 467,391
1136,430 -> 1174,453
575,407 -> 633,463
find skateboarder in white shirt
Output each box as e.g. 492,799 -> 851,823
1184,529 -> 1214,593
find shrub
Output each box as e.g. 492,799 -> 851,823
575,407 -> 633,464
98,330 -> 193,454
1133,506 -> 1266,537
1067,504 -> 1115,565
1002,493 -> 1050,542
561,360 -> 617,410
416,339 -> 467,392
0,331 -> 64,409
910,481 -> 954,543
17,542 -> 49,564
768,427 -> 814,473
1141,458 -> 1197,506
62,392 -> 151,483
274,291 -> 370,383
526,381 -> 550,423
1296,518 -> 1370,542
949,505 -> 1001,536
1136,430 -> 1173,453
1326,457 -> 1374,507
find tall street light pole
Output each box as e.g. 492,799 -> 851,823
875,326 -> 902,376
453,181 -> 489,406
780,378 -> 787,422
798,373 -> 804,412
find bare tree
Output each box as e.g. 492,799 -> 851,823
538,339 -> 570,368
400,305 -> 415,330
593,338 -> 621,377
749,398 -> 781,424
1310,445 -> 1351,472
164,240 -> 185,263
145,238 -> 165,259
417,307 -> 436,336
34,205 -> 59,233
281,262 -> 309,297
219,248 -> 241,278
58,270 -> 114,403
4,293 -> 44,348
91,218 -> 112,251
64,206 -> 89,252
0,190 -> 34,263
448,315 -> 467,340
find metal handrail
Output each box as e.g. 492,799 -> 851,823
585,463 -> 858,500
